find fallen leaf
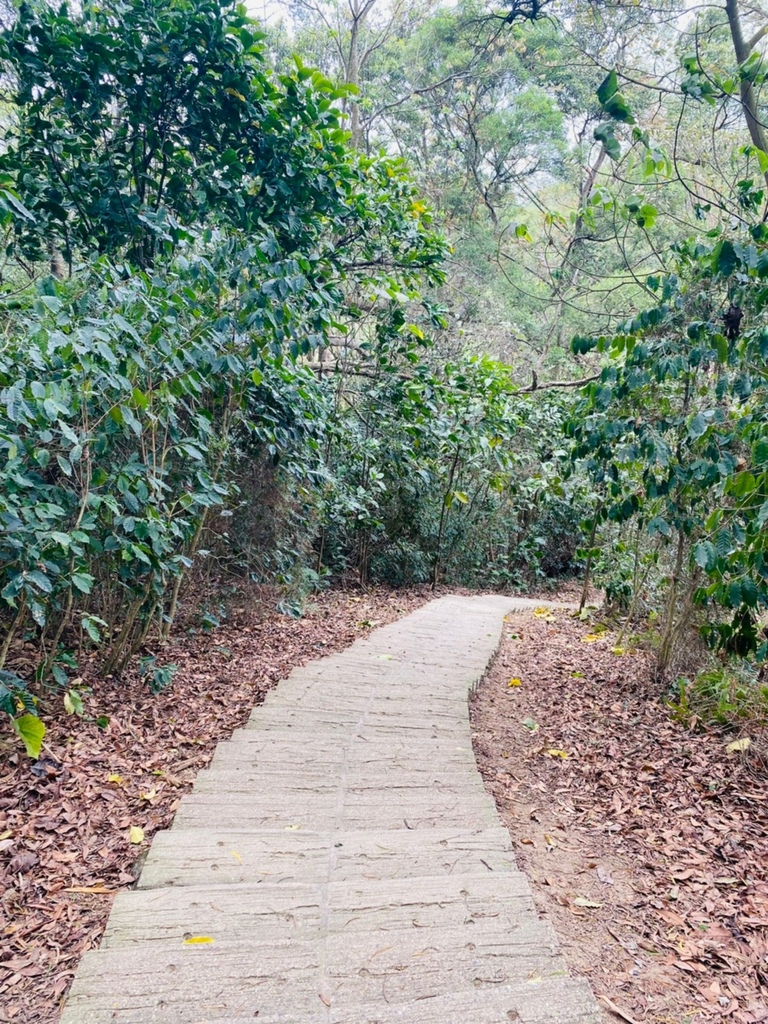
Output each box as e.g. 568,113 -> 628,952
573,897 -> 603,909
544,748 -> 569,759
508,677 -> 522,688
183,936 -> 214,944
522,717 -> 539,732
129,825 -> 145,844
726,737 -> 750,753
8,850 -> 38,873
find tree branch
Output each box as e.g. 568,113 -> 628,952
522,372 -> 601,392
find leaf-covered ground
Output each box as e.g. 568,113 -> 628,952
0,587 -> 433,1024
472,608 -> 768,1024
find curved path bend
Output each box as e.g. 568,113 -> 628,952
61,595 -> 602,1024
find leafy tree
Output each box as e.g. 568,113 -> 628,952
0,0 -> 450,754
568,223 -> 768,671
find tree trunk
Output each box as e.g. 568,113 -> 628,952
725,0 -> 768,186
578,509 -> 600,614
347,18 -> 361,148
657,528 -> 686,678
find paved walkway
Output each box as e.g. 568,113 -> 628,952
61,596 -> 602,1024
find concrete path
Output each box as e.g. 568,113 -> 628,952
60,596 -> 602,1024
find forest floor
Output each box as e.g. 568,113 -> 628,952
2,586 -> 766,1024
472,607 -> 768,1024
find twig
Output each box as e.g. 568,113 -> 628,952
599,995 -> 639,1024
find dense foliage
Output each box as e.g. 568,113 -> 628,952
0,0 -> 585,757
6,0 -> 768,752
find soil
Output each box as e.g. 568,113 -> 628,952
471,607 -> 768,1024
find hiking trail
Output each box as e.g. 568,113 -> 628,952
60,595 -> 602,1024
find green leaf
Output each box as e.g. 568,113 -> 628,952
731,471 -> 756,497
63,690 -> 84,716
715,239 -> 738,276
741,578 -> 759,607
1,189 -> 35,222
26,570 -> 53,594
715,530 -> 733,558
597,70 -> 619,104
51,665 -> 68,686
603,92 -> 635,124
753,440 -> 768,466
694,541 -> 717,572
594,122 -> 621,161
81,614 -> 106,641
11,714 -> 45,759
71,572 -> 94,594
635,204 -> 657,228
688,413 -> 708,439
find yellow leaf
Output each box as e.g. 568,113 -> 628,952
533,607 -> 554,618
129,825 -> 145,844
285,824 -> 302,831
230,850 -> 243,863
544,749 -> 569,759
611,646 -> 626,656
224,87 -> 246,102
107,773 -> 123,785
573,897 -> 603,909
139,788 -> 157,801
581,634 -> 600,643
508,677 -> 522,688
726,737 -> 751,753
183,935 -> 214,944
